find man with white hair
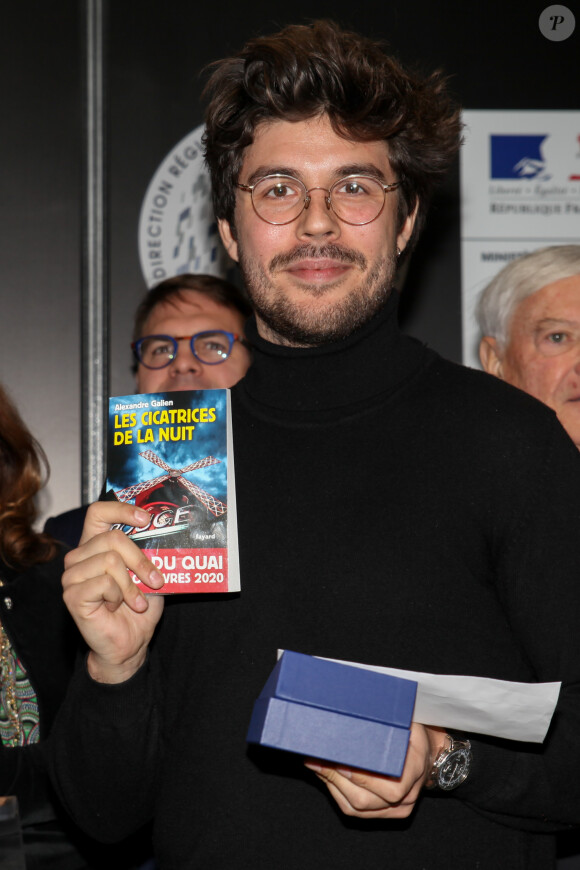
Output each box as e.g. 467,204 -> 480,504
478,245 -> 580,449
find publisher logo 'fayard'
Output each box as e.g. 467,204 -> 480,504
490,135 -> 549,180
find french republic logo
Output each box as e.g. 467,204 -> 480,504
490,134 -> 548,179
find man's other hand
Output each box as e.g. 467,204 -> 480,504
62,501 -> 165,684
304,723 -> 448,819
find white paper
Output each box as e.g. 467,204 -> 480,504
277,652 -> 561,743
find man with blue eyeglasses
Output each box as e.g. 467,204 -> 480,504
131,273 -> 251,393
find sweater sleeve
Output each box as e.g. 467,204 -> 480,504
48,653 -> 164,843
446,419 -> 580,830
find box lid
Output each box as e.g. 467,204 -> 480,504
259,651 -> 417,728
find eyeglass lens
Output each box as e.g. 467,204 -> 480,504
251,175 -> 388,225
137,332 -> 233,368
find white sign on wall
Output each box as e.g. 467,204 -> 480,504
460,110 -> 580,368
138,124 -> 230,288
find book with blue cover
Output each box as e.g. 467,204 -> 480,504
106,388 -> 239,594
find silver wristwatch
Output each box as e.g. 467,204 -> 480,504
427,735 -> 472,791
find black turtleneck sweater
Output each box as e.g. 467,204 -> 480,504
50,295 -> 580,869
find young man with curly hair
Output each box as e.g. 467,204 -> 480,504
51,21 -> 580,869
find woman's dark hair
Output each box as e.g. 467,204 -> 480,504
203,19 -> 462,250
0,383 -> 58,568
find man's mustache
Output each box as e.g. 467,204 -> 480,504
269,244 -> 367,271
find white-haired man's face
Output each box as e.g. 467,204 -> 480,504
479,275 -> 580,449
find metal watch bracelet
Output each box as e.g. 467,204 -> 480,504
426,735 -> 472,791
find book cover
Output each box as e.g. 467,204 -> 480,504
247,652 -> 417,775
106,389 -> 239,594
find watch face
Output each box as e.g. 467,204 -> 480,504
438,744 -> 472,790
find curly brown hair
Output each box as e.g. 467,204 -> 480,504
202,19 -> 462,250
0,384 -> 58,568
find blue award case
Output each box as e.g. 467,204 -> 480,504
247,651 -> 417,777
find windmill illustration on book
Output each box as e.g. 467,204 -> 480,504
115,450 -> 227,531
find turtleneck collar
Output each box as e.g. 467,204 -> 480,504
237,291 -> 433,415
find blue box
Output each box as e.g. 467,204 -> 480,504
247,651 -> 417,777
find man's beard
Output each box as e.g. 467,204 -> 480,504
237,242 -> 397,347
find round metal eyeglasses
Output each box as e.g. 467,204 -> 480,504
237,174 -> 402,226
132,330 -> 247,370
